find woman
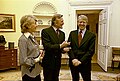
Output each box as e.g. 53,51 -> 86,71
18,15 -> 43,81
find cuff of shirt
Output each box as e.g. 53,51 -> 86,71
34,56 -> 40,63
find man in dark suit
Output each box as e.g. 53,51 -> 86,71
68,15 -> 96,81
41,14 -> 70,81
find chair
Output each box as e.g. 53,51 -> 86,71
111,47 -> 120,70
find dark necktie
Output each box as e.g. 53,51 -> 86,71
78,30 -> 82,46
56,29 -> 59,37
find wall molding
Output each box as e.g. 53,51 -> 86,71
33,1 -> 57,15
68,0 -> 113,6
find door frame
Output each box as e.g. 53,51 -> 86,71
68,4 -> 110,30
68,1 -> 112,71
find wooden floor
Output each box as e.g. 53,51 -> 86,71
61,63 -> 120,74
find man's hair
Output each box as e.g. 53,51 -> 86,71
51,14 -> 63,26
77,15 -> 88,23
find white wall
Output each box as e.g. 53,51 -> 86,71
0,0 -> 41,47
109,0 -> 120,47
0,0 -> 70,47
107,0 -> 120,67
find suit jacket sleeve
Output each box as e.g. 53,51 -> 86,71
41,28 -> 63,51
68,31 -> 76,59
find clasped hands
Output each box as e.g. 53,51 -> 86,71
72,59 -> 81,66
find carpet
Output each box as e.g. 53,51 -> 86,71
59,70 -> 118,81
0,70 -> 119,81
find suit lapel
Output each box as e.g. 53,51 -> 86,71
29,36 -> 39,45
58,30 -> 64,43
76,31 -> 79,47
72,30 -> 79,47
49,27 -> 59,43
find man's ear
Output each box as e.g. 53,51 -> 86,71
54,20 -> 56,25
53,19 -> 59,25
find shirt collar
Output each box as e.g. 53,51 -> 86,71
24,32 -> 33,38
78,28 -> 86,34
52,26 -> 59,31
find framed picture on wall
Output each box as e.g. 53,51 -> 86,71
0,14 -> 15,32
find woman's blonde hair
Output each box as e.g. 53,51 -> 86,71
20,15 -> 37,33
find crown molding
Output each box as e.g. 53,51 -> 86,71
69,0 -> 113,6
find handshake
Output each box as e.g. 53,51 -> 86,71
60,41 -> 71,52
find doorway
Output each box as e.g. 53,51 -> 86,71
76,10 -> 101,63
